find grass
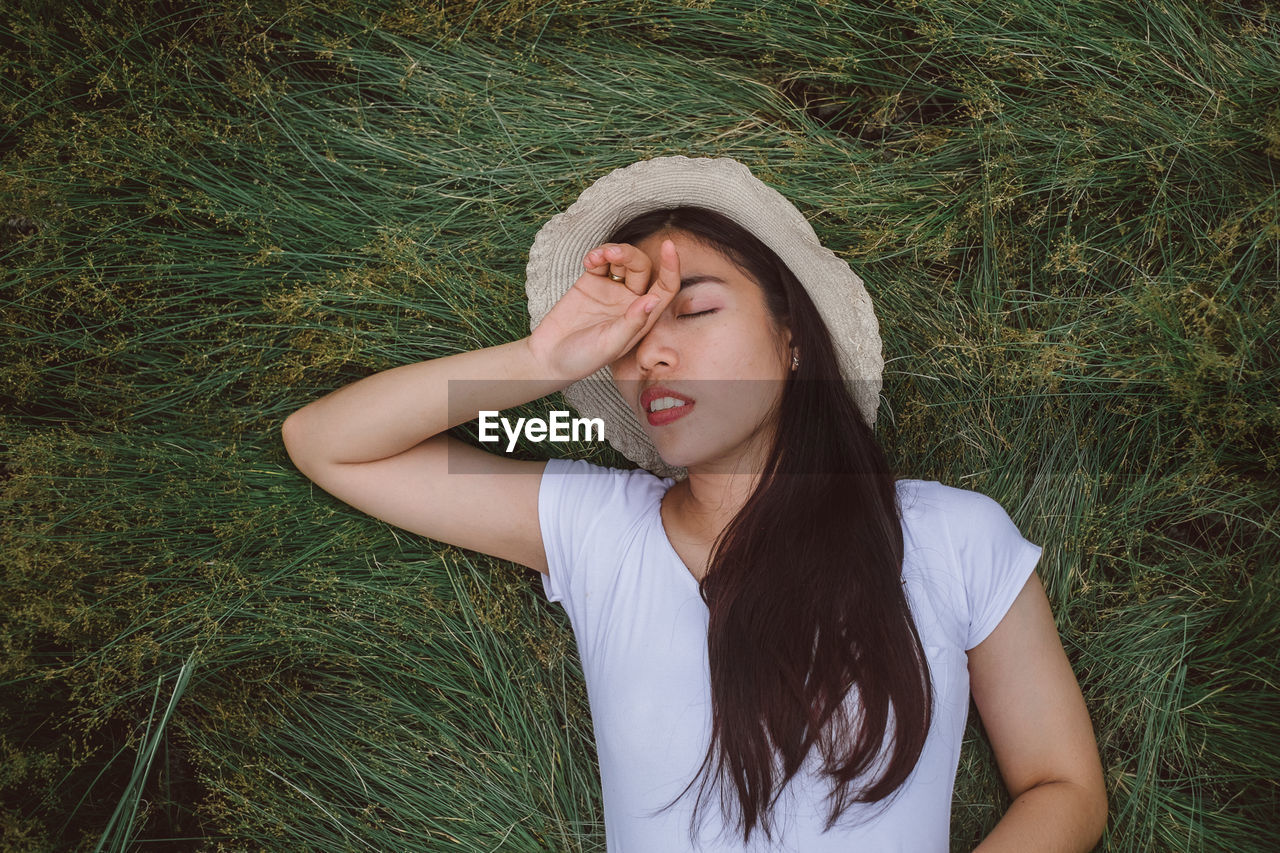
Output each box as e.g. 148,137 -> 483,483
2,0 -> 1277,850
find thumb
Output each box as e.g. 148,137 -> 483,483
610,294 -> 660,349
623,293 -> 660,324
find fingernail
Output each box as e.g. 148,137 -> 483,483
644,297 -> 658,313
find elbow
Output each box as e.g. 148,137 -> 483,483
280,411 -> 302,452
1084,780 -> 1109,847
281,408 -> 343,474
1009,775 -> 1108,851
1055,775 -> 1108,849
1077,747 -> 1110,846
280,410 -> 315,466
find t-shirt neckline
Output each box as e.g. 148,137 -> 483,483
652,483 -> 705,592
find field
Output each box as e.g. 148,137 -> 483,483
2,1 -> 1277,850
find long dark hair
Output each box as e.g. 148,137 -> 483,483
607,207 -> 933,844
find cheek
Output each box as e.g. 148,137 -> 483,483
608,347 -> 637,377
714,324 -> 788,373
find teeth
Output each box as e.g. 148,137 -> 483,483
647,396 -> 689,413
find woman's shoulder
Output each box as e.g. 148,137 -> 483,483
545,455 -> 675,484
894,478 -> 1043,650
895,478 -> 1023,532
541,456 -> 675,508
894,477 -> 1040,569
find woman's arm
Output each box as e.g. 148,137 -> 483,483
282,239 -> 680,466
967,572 -> 1108,852
282,337 -> 566,465
280,337 -> 570,572
279,240 -> 682,572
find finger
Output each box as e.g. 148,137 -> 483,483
582,244 -> 645,292
649,238 -> 682,306
613,292 -> 662,353
582,246 -> 611,278
600,243 -> 652,296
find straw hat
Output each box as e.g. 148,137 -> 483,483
525,155 -> 882,480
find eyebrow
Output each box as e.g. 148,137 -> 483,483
679,274 -> 726,290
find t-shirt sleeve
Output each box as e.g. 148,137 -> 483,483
537,456 -> 598,604
536,456 -> 670,610
940,487 -> 1043,650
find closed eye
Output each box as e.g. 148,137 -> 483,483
677,309 -> 717,319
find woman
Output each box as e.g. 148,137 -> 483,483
281,156 -> 1107,851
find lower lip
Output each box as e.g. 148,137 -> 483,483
647,402 -> 694,426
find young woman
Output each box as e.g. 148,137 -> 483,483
281,157 -> 1107,852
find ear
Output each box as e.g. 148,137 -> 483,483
784,328 -> 800,371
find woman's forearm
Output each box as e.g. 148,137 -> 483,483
972,779 -> 1107,853
281,336 -> 569,465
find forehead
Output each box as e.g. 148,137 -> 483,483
634,229 -> 756,291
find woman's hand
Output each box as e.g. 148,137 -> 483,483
527,239 -> 681,381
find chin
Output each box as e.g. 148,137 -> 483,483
643,418 -> 769,473
645,437 -> 701,471
652,442 -> 747,473
654,450 -> 697,470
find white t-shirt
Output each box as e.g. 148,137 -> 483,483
537,457 -> 1042,853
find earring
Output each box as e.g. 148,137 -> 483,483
790,349 -> 800,370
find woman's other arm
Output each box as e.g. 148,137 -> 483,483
967,572 -> 1108,852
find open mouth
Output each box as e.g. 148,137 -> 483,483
646,399 -> 693,426
641,388 -> 695,426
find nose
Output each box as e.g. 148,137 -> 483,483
633,311 -> 679,375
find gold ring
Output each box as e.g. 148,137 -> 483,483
608,272 -> 626,283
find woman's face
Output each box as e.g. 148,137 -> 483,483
609,229 -> 792,473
